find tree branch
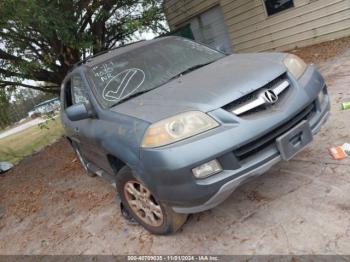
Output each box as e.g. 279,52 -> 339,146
0,68 -> 25,79
0,0 -> 166,94
0,50 -> 63,83
78,0 -> 100,33
0,80 -> 59,94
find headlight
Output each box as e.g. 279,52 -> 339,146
283,54 -> 307,79
141,111 -> 219,148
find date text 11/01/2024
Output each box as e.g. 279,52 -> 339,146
127,255 -> 220,261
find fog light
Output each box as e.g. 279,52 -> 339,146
192,160 -> 222,179
318,90 -> 325,105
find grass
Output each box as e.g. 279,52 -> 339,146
0,118 -> 64,164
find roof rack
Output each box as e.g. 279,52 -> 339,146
70,40 -> 146,71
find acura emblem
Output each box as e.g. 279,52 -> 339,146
262,89 -> 278,104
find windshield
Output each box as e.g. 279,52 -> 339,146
87,37 -> 225,108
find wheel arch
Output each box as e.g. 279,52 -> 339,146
107,154 -> 126,176
66,136 -> 73,145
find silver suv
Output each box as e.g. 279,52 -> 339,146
60,37 -> 330,234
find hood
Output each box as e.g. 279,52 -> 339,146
111,53 -> 287,123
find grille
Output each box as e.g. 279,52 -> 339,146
224,73 -> 290,116
234,102 -> 317,161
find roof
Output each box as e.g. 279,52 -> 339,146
83,37 -> 174,67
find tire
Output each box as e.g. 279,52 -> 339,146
116,166 -> 188,235
71,142 -> 96,177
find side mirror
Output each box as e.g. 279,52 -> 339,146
66,103 -> 92,121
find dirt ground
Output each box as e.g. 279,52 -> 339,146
1,37 -> 350,255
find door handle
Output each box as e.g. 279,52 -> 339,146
74,127 -> 80,133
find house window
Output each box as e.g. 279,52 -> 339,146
263,0 -> 294,16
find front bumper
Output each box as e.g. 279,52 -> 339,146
173,110 -> 330,213
139,65 -> 330,214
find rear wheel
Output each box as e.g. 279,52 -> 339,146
116,166 -> 187,235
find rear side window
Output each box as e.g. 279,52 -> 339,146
71,75 -> 90,105
63,80 -> 73,108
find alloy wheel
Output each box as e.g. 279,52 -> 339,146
124,181 -> 164,227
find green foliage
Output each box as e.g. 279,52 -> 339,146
0,0 -> 166,94
0,88 -> 58,129
0,117 -> 63,163
0,88 -> 11,128
38,113 -> 56,130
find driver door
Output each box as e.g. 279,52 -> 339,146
63,74 -> 101,165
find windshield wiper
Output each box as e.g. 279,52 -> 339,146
110,90 -> 150,107
169,61 -> 214,81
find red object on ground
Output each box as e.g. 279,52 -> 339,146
328,146 -> 347,160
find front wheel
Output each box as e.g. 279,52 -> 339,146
116,166 -> 187,235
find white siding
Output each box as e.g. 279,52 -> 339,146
164,0 -> 350,52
